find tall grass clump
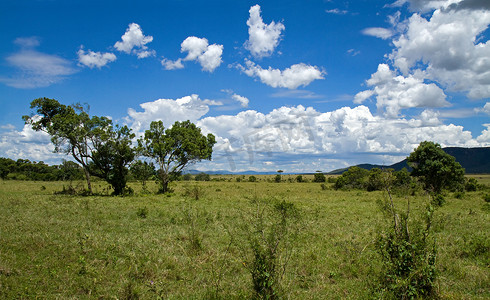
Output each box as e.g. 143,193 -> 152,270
238,198 -> 300,299
375,188 -> 438,299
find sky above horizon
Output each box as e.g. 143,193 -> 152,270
1,0 -> 490,173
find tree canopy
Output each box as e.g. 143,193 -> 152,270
138,120 -> 216,193
408,141 -> 465,193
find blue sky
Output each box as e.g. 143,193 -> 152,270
1,0 -> 489,173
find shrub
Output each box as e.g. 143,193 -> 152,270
313,172 -> 326,183
182,173 -> 193,181
195,172 -> 210,181
136,207 -> 148,219
375,191 -> 438,299
239,199 -> 299,299
334,166 -> 369,190
484,193 -> 490,203
296,175 -> 303,183
465,178 -> 479,192
249,175 -> 257,182
274,174 -> 281,183
183,184 -> 204,200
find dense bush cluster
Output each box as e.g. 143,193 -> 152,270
333,167 -> 413,192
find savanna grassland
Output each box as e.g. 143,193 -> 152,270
0,176 -> 489,299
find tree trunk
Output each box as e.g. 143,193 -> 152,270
83,167 -> 92,194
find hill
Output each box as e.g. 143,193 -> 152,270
328,147 -> 490,175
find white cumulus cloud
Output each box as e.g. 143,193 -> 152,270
77,48 -> 116,68
244,4 -> 285,58
389,6 -> 490,99
180,36 -> 223,72
238,59 -> 325,89
361,27 -> 394,39
161,58 -> 184,70
355,64 -> 449,118
126,94 -> 221,134
232,94 -> 250,108
114,23 -> 155,58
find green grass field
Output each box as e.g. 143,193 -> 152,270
0,177 -> 488,299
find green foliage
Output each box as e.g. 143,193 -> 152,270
239,199 -> 299,299
89,125 -> 136,195
195,172 -> 211,181
249,175 -> 257,182
484,193 -> 490,202
138,120 -> 216,193
130,160 -> 155,190
431,193 -> 446,206
183,184 -> 204,200
295,175 -> 303,183
465,177 -> 479,192
313,172 -> 326,183
334,166 -> 369,190
274,174 -> 281,183
375,192 -> 438,299
23,98 -> 136,194
408,141 -> 465,193
182,173 -> 193,181
136,207 -> 149,219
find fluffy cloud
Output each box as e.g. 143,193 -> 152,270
196,103 -> 484,171
361,27 -> 394,39
389,5 -> 490,99
355,64 -> 449,117
161,58 -> 184,70
114,23 -> 155,58
232,94 -> 250,108
238,59 -> 325,89
77,48 -> 116,68
0,38 -> 77,88
126,94 -> 221,134
181,37 -> 223,72
0,122 -> 64,164
244,4 -> 285,58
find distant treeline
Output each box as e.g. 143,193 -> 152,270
0,157 -> 85,181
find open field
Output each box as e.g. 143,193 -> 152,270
0,178 -> 489,299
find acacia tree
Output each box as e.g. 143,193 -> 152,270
23,98 -> 135,195
408,141 -> 465,194
89,125 -> 136,195
138,120 -> 216,193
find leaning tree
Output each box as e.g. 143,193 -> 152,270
23,98 -> 135,195
138,120 -> 216,193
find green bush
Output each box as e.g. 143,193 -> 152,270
313,173 -> 326,183
465,178 -> 479,192
375,193 -> 438,299
195,172 -> 210,181
249,175 -> 257,182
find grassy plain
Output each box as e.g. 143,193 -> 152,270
0,177 -> 488,299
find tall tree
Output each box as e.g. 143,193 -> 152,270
89,125 -> 136,195
24,98 -> 114,193
138,120 -> 216,193
408,141 -> 465,193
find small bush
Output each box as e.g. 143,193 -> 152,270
296,175 -> 303,183
195,172 -> 210,181
313,173 -> 326,183
465,178 -> 479,192
274,174 -> 281,183
483,193 -> 490,203
375,192 -> 438,299
249,175 -> 257,182
183,184 -> 204,200
136,207 -> 148,219
432,193 -> 446,206
320,183 -> 327,190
